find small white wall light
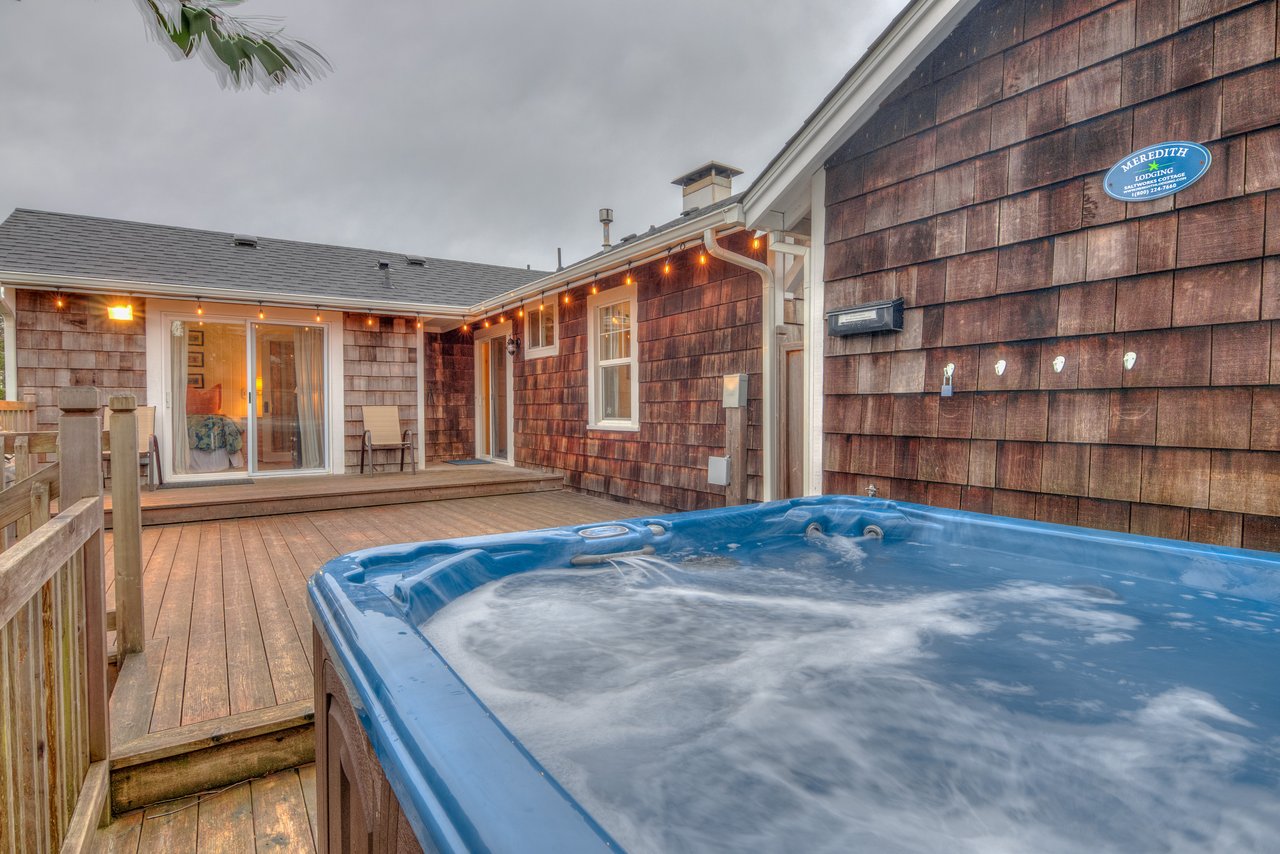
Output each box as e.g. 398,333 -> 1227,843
1123,351 -> 1137,370
1052,355 -> 1066,373
941,363 -> 955,397
994,359 -> 1007,376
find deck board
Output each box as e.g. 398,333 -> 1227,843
106,488 -> 649,745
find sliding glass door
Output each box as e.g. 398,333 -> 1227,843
169,316 -> 328,478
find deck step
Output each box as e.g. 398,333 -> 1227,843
106,466 -> 565,527
108,698 -> 314,814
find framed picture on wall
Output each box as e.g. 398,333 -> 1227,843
187,329 -> 205,347
187,351 -> 205,368
187,374 -> 205,389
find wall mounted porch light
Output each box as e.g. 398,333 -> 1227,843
107,303 -> 134,321
1052,355 -> 1066,373
994,359 -> 1007,376
1124,351 -> 1137,370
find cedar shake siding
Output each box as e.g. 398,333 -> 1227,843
342,313 -> 419,472
14,289 -> 147,429
421,329 -> 475,462
822,0 -> 1280,549
513,235 -> 763,510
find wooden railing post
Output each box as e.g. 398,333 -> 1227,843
108,394 -> 145,657
58,387 -> 110,764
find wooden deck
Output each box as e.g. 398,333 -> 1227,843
90,764 -> 318,853
104,463 -> 565,527
99,488 -> 647,816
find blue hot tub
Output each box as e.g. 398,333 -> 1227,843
308,497 -> 1280,853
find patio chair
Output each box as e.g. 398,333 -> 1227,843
103,404 -> 163,490
359,405 -> 416,475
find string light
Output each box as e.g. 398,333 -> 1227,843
624,265 -> 633,286
663,249 -> 672,275
591,275 -> 599,295
751,235 -> 762,250
461,321 -> 470,332
483,318 -> 490,328
562,291 -> 571,305
698,252 -> 708,266
54,291 -> 65,310
315,306 -> 322,323
498,305 -> 506,323
366,314 -> 375,327
517,306 -> 524,319
195,299 -> 204,316
257,302 -> 265,320
415,315 -> 423,329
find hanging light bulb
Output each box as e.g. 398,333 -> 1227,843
195,300 -> 204,316
663,250 -> 672,275
624,265 -> 633,286
751,235 -> 762,250
563,291 -> 571,305
461,322 -> 470,332
366,314 -> 375,327
699,252 -> 708,265
415,315 -> 423,329
517,306 -> 524,318
54,291 -> 65,310
483,318 -> 491,328
498,305 -> 506,323
314,306 -> 322,323
257,303 -> 265,320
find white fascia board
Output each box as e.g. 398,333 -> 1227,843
0,270 -> 472,317
467,203 -> 747,317
742,0 -> 981,230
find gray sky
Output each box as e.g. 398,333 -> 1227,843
0,0 -> 907,270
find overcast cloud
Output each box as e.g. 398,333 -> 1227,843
0,0 -> 908,270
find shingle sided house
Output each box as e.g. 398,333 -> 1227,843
3,0 -> 1279,547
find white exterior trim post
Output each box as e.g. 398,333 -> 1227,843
806,170 -> 828,496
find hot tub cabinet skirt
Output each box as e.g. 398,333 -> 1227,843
314,627 -> 427,854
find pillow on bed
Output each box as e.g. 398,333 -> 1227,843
187,384 -> 222,415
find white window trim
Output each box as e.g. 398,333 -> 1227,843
523,300 -> 559,358
586,288 -> 640,432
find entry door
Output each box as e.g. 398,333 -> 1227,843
475,328 -> 513,462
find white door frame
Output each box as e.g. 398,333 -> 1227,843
145,298 -> 345,482
472,321 -> 515,465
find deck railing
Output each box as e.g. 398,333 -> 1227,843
0,387 -> 136,852
0,397 -> 36,434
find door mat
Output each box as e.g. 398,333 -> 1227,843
444,458 -> 488,466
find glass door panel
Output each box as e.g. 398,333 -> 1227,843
169,320 -> 249,475
251,323 -> 326,473
489,341 -> 508,460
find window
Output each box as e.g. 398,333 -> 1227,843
588,290 -> 639,430
524,300 -> 557,357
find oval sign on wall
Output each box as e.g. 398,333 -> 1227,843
1103,141 -> 1212,202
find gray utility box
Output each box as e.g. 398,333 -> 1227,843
826,297 -> 904,336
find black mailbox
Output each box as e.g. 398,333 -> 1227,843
826,297 -> 904,336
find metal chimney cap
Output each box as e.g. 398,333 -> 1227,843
598,208 -> 614,223
671,161 -> 743,187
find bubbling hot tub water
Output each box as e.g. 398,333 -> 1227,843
423,533 -> 1280,854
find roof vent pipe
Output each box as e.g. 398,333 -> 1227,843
599,208 -> 614,249
233,234 -> 259,248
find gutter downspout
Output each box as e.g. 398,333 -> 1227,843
703,228 -> 777,503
